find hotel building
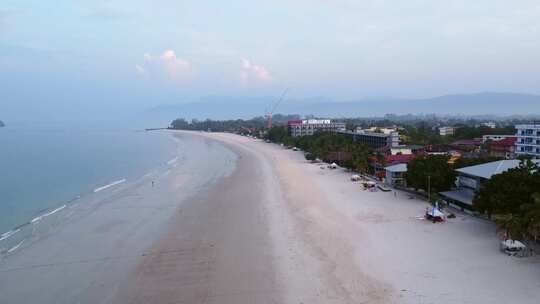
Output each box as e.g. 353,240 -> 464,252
287,119 -> 346,137
338,129 -> 400,149
515,124 -> 540,158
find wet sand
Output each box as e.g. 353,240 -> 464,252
0,133 -> 237,303
112,136 -> 280,303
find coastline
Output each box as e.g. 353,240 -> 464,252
2,130 -> 540,303
0,131 -> 237,303
0,127 -> 178,238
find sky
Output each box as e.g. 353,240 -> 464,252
1,0 -> 540,121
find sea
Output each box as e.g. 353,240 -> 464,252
0,122 -> 178,253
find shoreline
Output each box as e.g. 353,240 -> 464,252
0,127 -> 178,237
0,148 -> 178,258
112,131 -> 282,303
0,131 -> 238,303
2,130 -> 540,303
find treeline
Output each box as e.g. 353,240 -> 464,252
399,122 -> 516,145
169,114 -> 300,133
266,126 -> 370,173
170,118 -> 264,132
453,125 -> 515,139
474,160 -> 540,241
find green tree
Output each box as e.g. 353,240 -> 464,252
473,160 -> 540,240
345,121 -> 356,131
523,193 -> 540,241
474,160 -> 539,218
266,126 -> 289,142
406,155 -> 456,196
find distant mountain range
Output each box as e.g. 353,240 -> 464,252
146,92 -> 540,122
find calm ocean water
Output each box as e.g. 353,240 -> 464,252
0,123 -> 177,235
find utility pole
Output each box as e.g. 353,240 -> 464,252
428,175 -> 431,203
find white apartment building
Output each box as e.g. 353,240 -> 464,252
515,124 -> 540,158
439,126 -> 456,136
287,119 -> 346,137
480,122 -> 497,129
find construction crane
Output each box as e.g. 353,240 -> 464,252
265,88 -> 289,129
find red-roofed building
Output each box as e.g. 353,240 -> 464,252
369,153 -> 416,178
451,139 -> 483,152
489,137 -> 517,159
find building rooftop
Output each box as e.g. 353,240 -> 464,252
370,154 -> 414,164
452,139 -> 483,146
491,137 -> 517,147
385,163 -> 407,173
440,189 -> 474,206
337,130 -> 392,138
456,159 -> 540,179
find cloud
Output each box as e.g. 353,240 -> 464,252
135,64 -> 145,75
240,58 -> 272,82
136,49 -> 192,80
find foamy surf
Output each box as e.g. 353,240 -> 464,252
167,157 -> 178,165
31,204 -> 67,224
0,228 -> 21,242
93,179 -> 126,193
7,240 -> 24,254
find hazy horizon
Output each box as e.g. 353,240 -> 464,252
2,1 -> 540,122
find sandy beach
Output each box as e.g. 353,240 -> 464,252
1,131 -> 540,303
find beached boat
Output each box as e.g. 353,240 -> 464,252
425,206 -> 445,222
328,163 -> 338,169
350,174 -> 361,181
362,181 -> 376,189
500,240 -> 527,256
377,184 -> 391,192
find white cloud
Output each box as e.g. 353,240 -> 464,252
240,58 -> 272,82
136,49 -> 192,80
135,64 -> 145,75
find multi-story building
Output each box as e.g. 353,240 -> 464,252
439,126 -> 456,136
489,137 -> 516,159
338,130 -> 399,149
356,126 -> 398,135
287,119 -> 346,137
515,124 -> 540,158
